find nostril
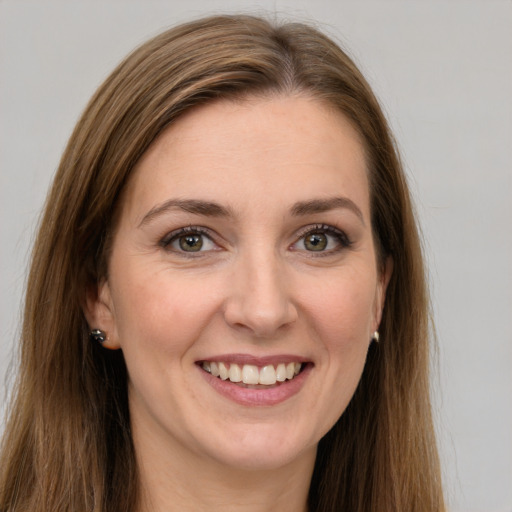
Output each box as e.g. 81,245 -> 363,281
223,299 -> 298,337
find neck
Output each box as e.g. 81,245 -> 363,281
133,423 -> 316,512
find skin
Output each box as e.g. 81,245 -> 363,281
86,95 -> 391,512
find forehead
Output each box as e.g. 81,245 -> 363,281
121,95 -> 369,221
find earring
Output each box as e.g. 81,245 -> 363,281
90,329 -> 107,343
372,331 -> 380,343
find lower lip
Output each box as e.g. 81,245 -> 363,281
199,364 -> 311,406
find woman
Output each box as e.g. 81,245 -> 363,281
0,14 -> 444,512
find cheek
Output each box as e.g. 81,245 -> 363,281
110,263 -> 222,359
304,268 -> 377,347
290,272 -> 376,441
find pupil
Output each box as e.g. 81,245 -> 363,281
305,233 -> 327,251
179,235 -> 203,251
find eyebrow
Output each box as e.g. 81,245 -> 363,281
291,196 -> 365,224
139,195 -> 365,227
139,199 -> 233,227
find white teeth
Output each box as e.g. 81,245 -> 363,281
242,364 -> 259,385
275,363 -> 287,382
210,361 -> 220,377
259,365 -> 277,385
228,363 -> 242,382
218,362 -> 229,380
203,360 -> 304,385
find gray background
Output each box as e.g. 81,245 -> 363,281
1,1 -> 511,511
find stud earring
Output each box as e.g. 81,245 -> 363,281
89,329 -> 107,343
372,331 -> 380,343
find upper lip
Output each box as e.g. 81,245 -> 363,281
196,353 -> 311,366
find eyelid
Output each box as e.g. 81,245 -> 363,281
159,226 -> 220,253
158,223 -> 352,255
292,223 -> 353,252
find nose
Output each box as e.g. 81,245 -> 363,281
223,252 -> 298,338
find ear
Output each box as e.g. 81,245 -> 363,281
83,279 -> 121,350
373,256 -> 393,332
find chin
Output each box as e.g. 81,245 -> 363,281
210,446 -> 315,473
192,422 -> 319,472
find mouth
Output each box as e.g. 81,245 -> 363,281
199,361 -> 305,388
197,356 -> 312,406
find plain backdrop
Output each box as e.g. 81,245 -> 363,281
1,1 -> 511,511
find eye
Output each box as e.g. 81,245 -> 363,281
160,227 -> 218,254
303,232 -> 329,251
293,224 -> 352,253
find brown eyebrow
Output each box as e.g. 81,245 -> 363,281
291,196 -> 365,225
139,199 -> 233,227
139,195 -> 364,228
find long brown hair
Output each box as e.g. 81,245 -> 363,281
0,14 -> 444,512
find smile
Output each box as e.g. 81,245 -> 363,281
201,361 -> 302,386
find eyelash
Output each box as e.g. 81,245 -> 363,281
159,224 -> 352,256
159,226 -> 218,254
292,224 -> 353,255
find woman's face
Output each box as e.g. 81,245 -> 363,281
87,95 -> 390,472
